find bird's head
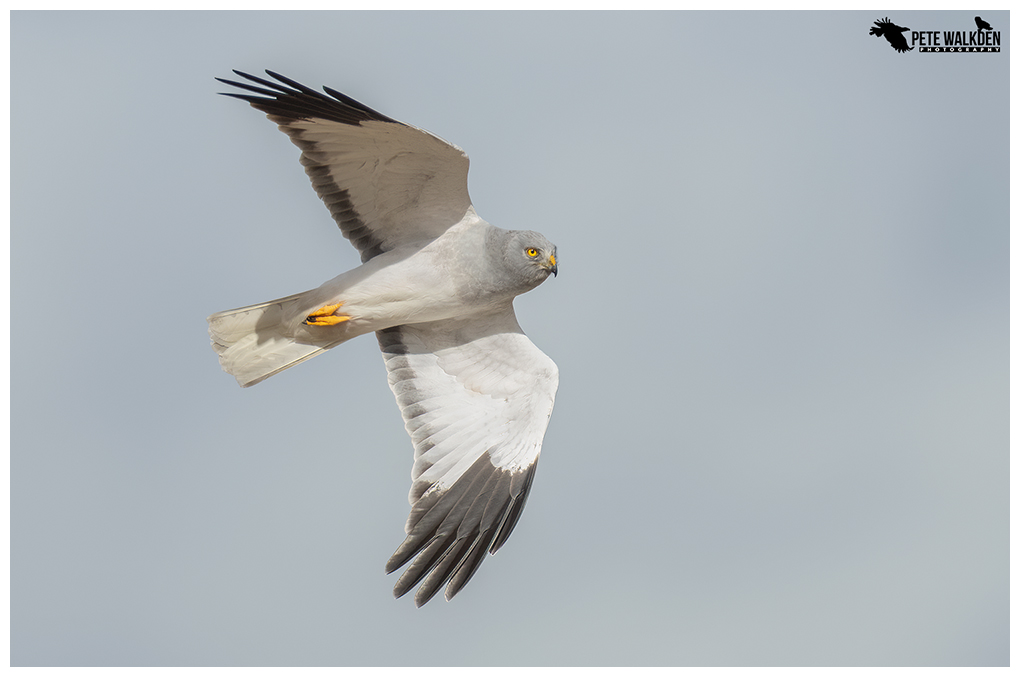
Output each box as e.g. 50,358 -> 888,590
492,229 -> 558,293
520,233 -> 558,278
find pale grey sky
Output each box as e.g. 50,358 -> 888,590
11,10 -> 1009,666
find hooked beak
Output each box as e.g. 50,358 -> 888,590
546,253 -> 558,277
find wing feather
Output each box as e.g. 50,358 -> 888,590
218,70 -> 472,262
377,305 -> 557,605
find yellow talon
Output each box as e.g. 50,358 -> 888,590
304,302 -> 350,326
306,315 -> 350,326
308,302 -> 344,316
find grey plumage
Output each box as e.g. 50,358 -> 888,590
207,71 -> 559,605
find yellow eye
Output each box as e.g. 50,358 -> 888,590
526,248 -> 539,257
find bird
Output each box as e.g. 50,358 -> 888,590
207,70 -> 559,606
869,17 -> 913,53
975,16 -> 993,31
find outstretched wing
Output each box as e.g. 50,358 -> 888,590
218,70 -> 473,262
377,305 -> 558,606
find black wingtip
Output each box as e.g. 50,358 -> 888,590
383,455 -> 541,606
215,69 -> 401,126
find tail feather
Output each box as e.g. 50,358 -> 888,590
207,292 -> 336,388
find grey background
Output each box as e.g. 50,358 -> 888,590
11,10 -> 1009,666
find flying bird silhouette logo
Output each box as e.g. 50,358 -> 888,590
975,16 -> 993,31
870,17 -> 913,53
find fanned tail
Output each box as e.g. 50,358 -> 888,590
207,293 -> 336,387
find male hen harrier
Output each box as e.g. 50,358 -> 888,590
207,71 -> 559,606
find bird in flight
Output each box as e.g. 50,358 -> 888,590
207,70 -> 559,606
869,17 -> 913,53
975,16 -> 993,31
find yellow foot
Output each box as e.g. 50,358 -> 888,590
303,302 -> 350,326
